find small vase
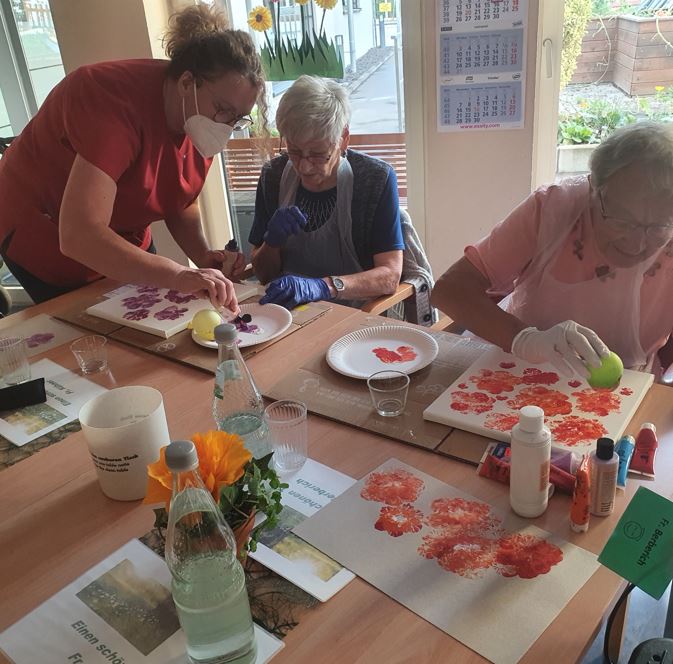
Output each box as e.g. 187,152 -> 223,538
233,511 -> 256,560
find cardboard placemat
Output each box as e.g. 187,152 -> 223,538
266,322 -> 492,452
54,296 -> 124,336
108,301 -> 332,375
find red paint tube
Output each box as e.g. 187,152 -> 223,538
478,442 -> 575,494
570,455 -> 591,533
630,423 -> 657,478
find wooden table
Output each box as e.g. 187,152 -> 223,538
1,280 -> 672,663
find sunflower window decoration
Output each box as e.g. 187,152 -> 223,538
248,0 -> 344,81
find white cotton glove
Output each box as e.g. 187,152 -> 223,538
511,320 -> 610,377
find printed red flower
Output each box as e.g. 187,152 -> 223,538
620,387 -> 633,396
568,380 -> 582,388
507,386 -> 572,417
551,416 -> 607,447
572,388 -> 621,417
484,412 -> 520,432
425,497 -> 502,535
419,531 -> 498,578
375,504 -> 424,537
470,369 -> 521,394
360,468 -> 424,505
495,533 -> 563,579
520,368 -> 560,385
450,390 -> 495,414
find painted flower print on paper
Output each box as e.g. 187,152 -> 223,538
495,533 -> 564,579
550,416 -> 607,447
360,468 -> 424,505
375,504 -> 424,537
165,290 -> 198,304
136,286 -> 160,294
450,390 -> 495,415
154,305 -> 188,321
25,333 -> 55,348
122,294 -> 162,310
124,309 -> 150,321
571,388 -> 621,417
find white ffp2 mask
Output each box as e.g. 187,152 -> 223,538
183,84 -> 233,158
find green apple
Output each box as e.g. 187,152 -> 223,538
587,351 -> 624,389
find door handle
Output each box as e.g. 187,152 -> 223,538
543,38 -> 553,79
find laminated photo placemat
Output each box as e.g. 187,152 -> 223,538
266,320 -> 491,452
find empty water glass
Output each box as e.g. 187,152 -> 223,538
0,336 -> 31,386
71,335 -> 108,374
367,370 -> 410,417
264,400 -> 308,475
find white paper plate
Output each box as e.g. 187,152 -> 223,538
326,325 -> 439,379
192,303 -> 293,349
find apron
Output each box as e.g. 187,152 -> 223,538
278,158 -> 364,308
506,201 -> 654,371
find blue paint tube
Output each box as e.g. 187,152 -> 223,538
615,435 -> 635,491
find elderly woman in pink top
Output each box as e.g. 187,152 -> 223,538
432,121 -> 673,377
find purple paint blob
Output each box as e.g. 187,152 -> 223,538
124,308 -> 150,321
165,290 -> 198,304
25,332 -> 55,348
154,305 -> 188,321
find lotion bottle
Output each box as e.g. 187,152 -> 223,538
590,437 -> 618,516
510,405 -> 551,518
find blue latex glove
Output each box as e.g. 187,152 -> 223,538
263,206 -> 307,248
260,275 -> 332,310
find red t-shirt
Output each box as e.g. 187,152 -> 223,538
0,59 -> 211,287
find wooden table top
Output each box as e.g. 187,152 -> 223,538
1,280 -> 672,664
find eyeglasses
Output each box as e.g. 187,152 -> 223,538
205,84 -> 253,130
279,142 -> 337,166
597,188 -> 673,241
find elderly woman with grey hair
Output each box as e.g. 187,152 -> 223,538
432,121 -> 673,377
249,75 -> 404,309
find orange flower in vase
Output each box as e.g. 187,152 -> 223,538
145,430 -> 286,555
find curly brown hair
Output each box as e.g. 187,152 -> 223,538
163,3 -> 269,137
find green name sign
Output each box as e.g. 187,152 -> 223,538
598,486 -> 673,599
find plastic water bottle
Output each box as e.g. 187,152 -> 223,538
212,323 -> 270,458
509,405 -> 551,518
164,440 -> 256,664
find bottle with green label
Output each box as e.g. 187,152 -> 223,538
165,440 -> 256,664
212,323 -> 270,458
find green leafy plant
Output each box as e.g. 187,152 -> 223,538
562,0 -> 592,89
219,452 -> 287,553
558,98 -> 636,145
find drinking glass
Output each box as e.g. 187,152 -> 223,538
367,370 -> 410,417
71,335 -> 108,374
0,336 -> 31,386
264,400 -> 308,475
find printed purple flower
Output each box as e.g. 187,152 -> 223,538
165,290 -> 198,304
25,333 -> 55,348
122,294 -> 162,310
124,308 -> 150,321
154,305 -> 188,321
136,285 -> 160,294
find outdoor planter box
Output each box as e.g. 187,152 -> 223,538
557,144 -> 596,175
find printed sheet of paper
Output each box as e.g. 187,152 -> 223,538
249,459 -> 356,602
295,458 -> 599,664
0,359 -> 107,446
87,283 -> 260,338
0,539 -> 284,664
599,487 -> 673,600
436,0 -> 527,132
0,314 -> 83,357
423,347 -> 653,457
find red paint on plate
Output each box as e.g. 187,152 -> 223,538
551,416 -> 607,446
372,345 -> 418,363
507,386 -> 572,417
360,468 -> 425,505
375,504 -> 424,537
572,388 -> 621,417
450,390 -> 495,414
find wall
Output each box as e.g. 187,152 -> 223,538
419,1 -> 540,274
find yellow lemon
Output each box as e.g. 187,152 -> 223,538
189,309 -> 222,341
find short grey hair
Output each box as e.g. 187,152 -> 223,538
276,75 -> 351,145
590,121 -> 673,192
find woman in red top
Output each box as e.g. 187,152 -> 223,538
0,4 -> 265,307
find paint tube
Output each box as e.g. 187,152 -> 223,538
477,442 -> 575,494
615,435 -> 635,491
570,454 -> 590,533
630,423 -> 658,478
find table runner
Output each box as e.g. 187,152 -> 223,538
265,319 -> 491,452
